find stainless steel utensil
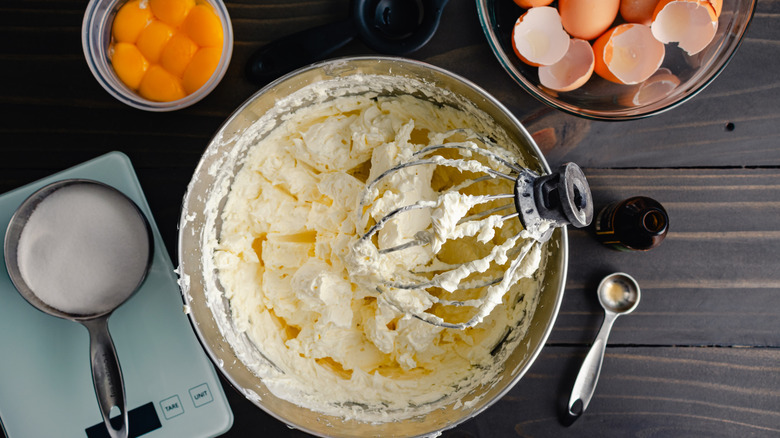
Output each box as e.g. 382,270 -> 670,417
353,133 -> 592,329
568,272 -> 641,418
3,179 -> 153,438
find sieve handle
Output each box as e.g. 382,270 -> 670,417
83,316 -> 128,438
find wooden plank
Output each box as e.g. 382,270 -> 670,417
7,0 -> 777,172
454,346 -> 780,437
217,346 -> 780,437
556,168 -> 780,347
2,0 -> 779,172
6,166 -> 777,351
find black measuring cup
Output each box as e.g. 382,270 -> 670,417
246,0 -> 450,86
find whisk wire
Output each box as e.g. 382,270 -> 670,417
413,141 -> 524,174
378,239 -> 538,330
350,129 -> 593,330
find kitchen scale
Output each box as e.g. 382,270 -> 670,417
0,152 -> 233,438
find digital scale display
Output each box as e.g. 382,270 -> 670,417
85,403 -> 160,438
0,153 -> 233,438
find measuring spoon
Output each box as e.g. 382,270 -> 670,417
246,0 -> 450,85
567,272 -> 640,419
4,179 -> 153,438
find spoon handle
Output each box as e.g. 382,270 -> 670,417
245,19 -> 357,86
567,311 -> 618,418
83,316 -> 128,438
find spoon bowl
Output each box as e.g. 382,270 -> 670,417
598,272 -> 641,314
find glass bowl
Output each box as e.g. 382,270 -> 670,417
178,56 -> 569,437
476,0 -> 756,120
82,0 -> 233,112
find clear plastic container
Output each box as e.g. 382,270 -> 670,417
82,0 -> 233,112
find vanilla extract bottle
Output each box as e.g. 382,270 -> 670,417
594,196 -> 668,251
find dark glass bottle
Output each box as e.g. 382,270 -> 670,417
594,196 -> 668,251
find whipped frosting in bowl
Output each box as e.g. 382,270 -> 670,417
178,57 -> 568,437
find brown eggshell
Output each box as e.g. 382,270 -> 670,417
651,0 -> 718,55
593,23 -> 665,84
513,0 -> 554,7
559,0 -> 621,40
511,7 -> 570,67
620,0 -> 660,25
538,38 -> 595,92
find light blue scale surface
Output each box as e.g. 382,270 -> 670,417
0,152 -> 232,438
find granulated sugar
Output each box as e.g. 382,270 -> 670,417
16,182 -> 150,316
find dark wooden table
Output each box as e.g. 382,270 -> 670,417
3,0 -> 779,436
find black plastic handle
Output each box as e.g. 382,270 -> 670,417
514,162 -> 593,237
355,0 -> 450,55
246,19 -> 357,86
246,0 -> 450,86
534,162 -> 593,228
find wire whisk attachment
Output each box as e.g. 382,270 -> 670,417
346,130 -> 592,329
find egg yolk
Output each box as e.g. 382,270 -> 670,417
150,0 -> 195,28
183,5 -> 223,47
136,21 -> 174,64
183,47 -> 221,94
112,0 -> 153,43
111,43 -> 149,89
160,32 -> 199,77
139,65 -> 186,101
109,0 -> 224,102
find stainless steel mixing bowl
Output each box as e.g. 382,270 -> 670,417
177,56 -> 568,437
